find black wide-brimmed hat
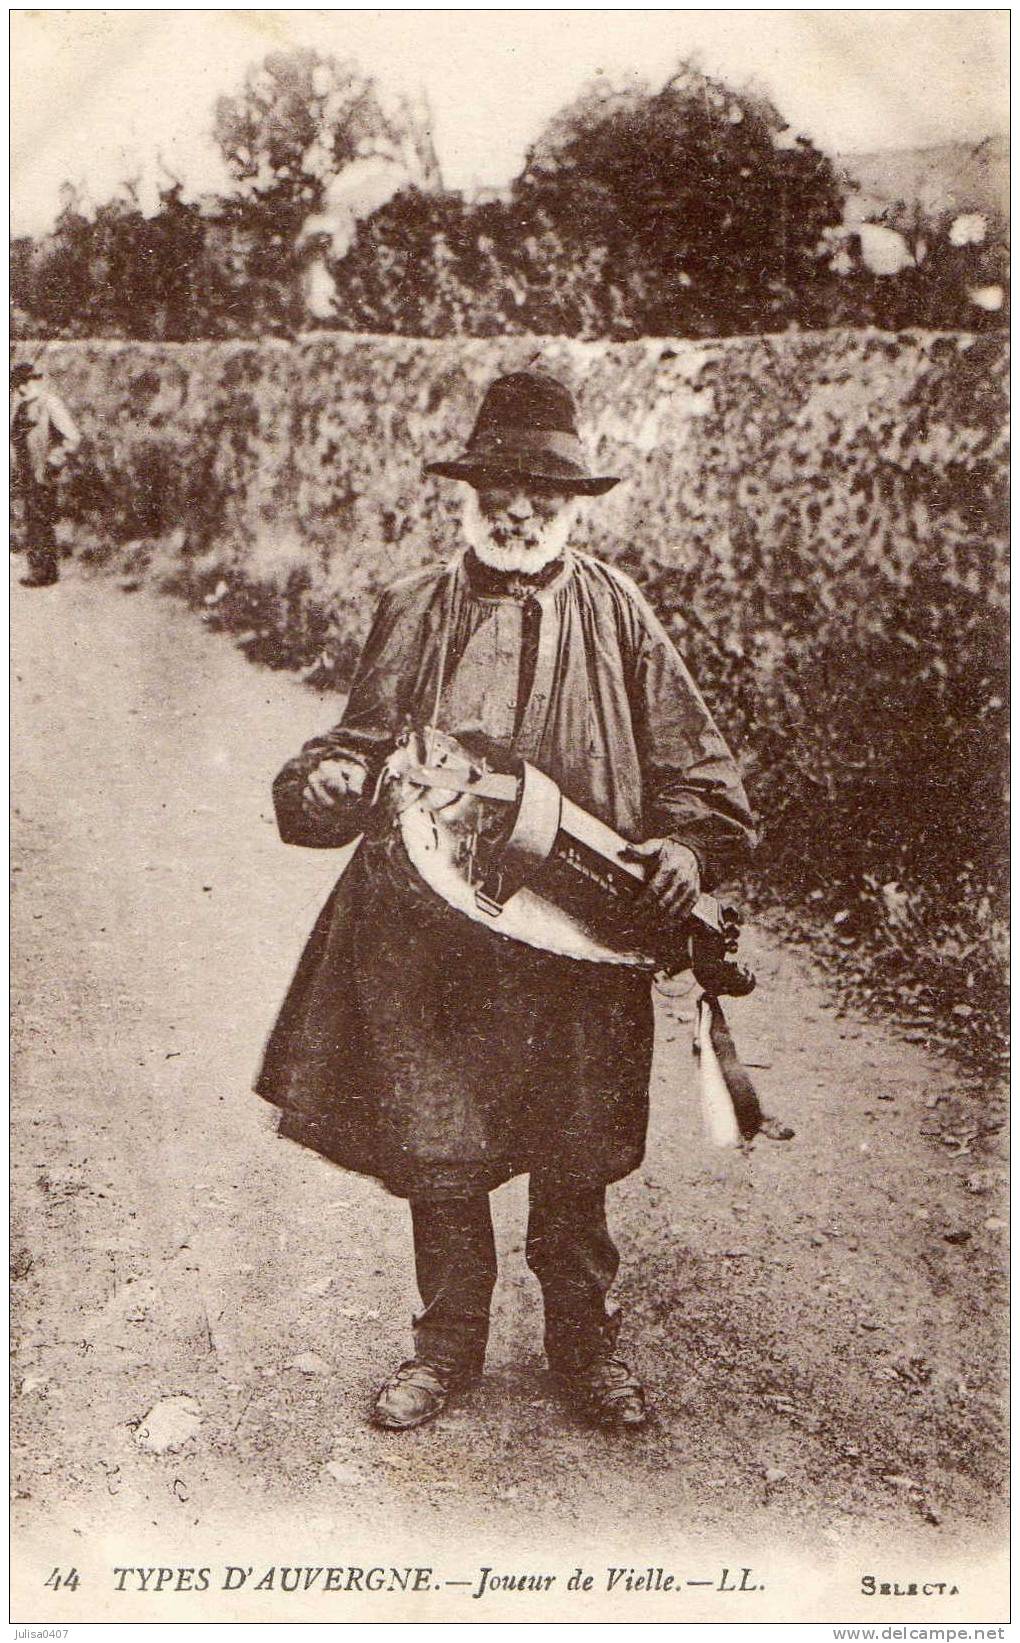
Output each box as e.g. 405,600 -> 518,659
425,370 -> 619,495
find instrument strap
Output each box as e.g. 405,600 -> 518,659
424,559 -> 460,765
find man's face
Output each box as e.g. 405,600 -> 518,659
464,482 -> 580,573
475,484 -> 573,550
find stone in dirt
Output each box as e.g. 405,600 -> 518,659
134,1395 -> 201,1453
301,1276 -> 334,1297
324,1461 -> 363,1485
287,1352 -> 331,1375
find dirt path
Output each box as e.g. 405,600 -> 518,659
11,569 -> 1007,1623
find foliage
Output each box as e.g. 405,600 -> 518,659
13,183 -> 230,341
15,330 -> 1007,1069
511,64 -> 845,336
330,189 -> 621,337
328,64 -> 850,341
811,202 -> 1010,334
213,48 -> 420,216
10,54 -> 1008,341
12,49 -> 444,341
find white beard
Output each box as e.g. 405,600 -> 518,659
461,489 -> 580,574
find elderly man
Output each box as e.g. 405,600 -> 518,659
258,371 -> 756,1431
10,360 -> 80,587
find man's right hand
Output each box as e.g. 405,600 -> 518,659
301,756 -> 368,818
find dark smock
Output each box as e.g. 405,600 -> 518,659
256,548 -> 755,1198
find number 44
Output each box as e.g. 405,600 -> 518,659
45,1567 -> 80,1590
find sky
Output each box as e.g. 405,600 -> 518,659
10,8 -> 1010,236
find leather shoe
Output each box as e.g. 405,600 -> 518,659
371,1357 -> 468,1430
759,1114 -> 795,1141
558,1355 -> 648,1429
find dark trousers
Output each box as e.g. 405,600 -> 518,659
410,1179 -> 620,1377
20,481 -> 59,583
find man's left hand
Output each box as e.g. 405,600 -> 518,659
623,838 -> 701,919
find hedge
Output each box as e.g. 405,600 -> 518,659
18,328 -> 1008,1068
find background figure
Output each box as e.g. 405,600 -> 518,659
10,359 -> 81,586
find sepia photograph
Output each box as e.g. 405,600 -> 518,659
10,7 -> 1009,1628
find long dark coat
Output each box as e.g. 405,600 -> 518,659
256,548 -> 756,1198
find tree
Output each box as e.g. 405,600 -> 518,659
21,187 -> 100,336
211,49 -> 441,333
213,49 -> 436,219
514,62 -> 848,335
